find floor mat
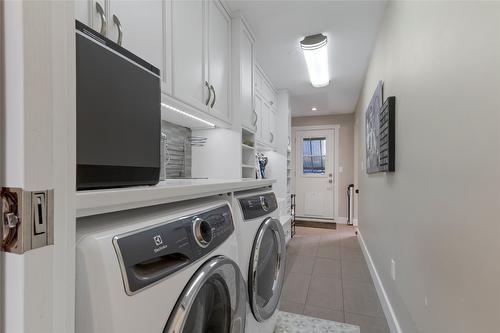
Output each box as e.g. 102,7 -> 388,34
295,221 -> 337,229
274,311 -> 360,333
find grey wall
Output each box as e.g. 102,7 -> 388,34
354,2 -> 500,332
292,114 -> 354,219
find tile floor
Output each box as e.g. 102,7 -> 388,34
280,225 -> 390,333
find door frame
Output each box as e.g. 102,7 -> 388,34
292,124 -> 340,222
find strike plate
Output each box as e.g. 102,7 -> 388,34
1,187 -> 54,254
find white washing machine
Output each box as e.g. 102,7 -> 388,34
76,197 -> 246,333
233,189 -> 286,333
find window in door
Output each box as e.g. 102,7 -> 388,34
303,137 -> 326,174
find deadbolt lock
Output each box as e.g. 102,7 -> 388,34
1,187 -> 54,254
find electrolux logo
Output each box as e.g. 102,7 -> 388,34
153,234 -> 168,253
153,235 -> 163,246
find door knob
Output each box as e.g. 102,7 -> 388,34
328,179 -> 333,183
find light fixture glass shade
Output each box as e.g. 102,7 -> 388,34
300,34 -> 329,88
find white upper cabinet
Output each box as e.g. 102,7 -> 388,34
108,1 -> 163,69
170,0 -> 231,124
171,0 -> 207,111
269,108 -> 277,146
207,0 -> 231,121
255,64 -> 278,147
255,93 -> 263,139
74,0 -> 167,90
232,16 -> 256,132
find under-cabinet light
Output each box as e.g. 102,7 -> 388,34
161,103 -> 215,128
300,33 -> 330,88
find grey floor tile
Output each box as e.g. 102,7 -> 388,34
341,245 -> 364,260
286,254 -> 315,276
281,273 -> 311,304
317,244 -> 341,259
287,242 -> 319,257
280,300 -> 304,314
345,312 -> 390,333
342,259 -> 373,283
342,280 -> 385,317
303,305 -> 345,322
305,275 -> 343,310
312,257 -> 341,279
341,236 -> 361,249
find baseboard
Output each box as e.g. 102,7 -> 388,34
357,230 -> 402,333
353,218 -> 358,226
335,217 -> 348,224
295,216 -> 335,223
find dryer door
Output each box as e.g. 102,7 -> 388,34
164,256 -> 246,333
248,217 -> 286,322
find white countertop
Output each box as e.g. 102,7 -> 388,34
76,178 -> 275,217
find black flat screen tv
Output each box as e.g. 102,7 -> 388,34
75,20 -> 161,190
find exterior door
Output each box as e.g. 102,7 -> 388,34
164,256 -> 246,333
295,129 -> 335,220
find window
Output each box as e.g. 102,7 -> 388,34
303,137 -> 326,174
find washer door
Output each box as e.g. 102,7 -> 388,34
248,217 -> 286,322
164,256 -> 246,333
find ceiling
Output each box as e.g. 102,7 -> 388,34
227,0 -> 387,117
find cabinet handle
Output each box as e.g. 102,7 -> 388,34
205,81 -> 212,106
270,132 -> 274,143
252,109 -> 258,127
112,14 -> 123,46
210,85 -> 216,108
95,2 -> 107,36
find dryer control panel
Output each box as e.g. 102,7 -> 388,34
113,204 -> 234,295
239,192 -> 278,220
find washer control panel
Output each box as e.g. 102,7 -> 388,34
239,192 -> 278,220
113,204 -> 234,294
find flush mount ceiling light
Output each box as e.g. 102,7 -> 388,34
312,107 -> 317,111
300,33 -> 329,88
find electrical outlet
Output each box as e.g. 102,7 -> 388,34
390,259 -> 396,281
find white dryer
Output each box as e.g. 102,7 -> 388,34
76,197 -> 246,333
233,190 -> 286,333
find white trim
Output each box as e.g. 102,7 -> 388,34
353,218 -> 359,227
357,230 -> 402,333
292,124 -> 340,221
335,217 -> 348,224
295,216 -> 335,223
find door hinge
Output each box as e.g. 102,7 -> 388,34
1,187 -> 54,254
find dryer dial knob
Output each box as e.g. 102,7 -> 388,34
193,218 -> 213,248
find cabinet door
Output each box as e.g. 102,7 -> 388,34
262,101 -> 271,144
240,25 -> 255,131
108,0 -> 163,70
255,94 -> 263,140
171,0 -> 208,111
207,0 -> 231,122
75,0 -> 106,33
269,108 -> 277,147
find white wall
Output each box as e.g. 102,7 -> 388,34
354,2 -> 500,332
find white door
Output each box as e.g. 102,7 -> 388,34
269,108 -> 277,147
295,129 -> 335,220
255,94 -> 263,139
262,101 -> 271,144
206,0 -> 231,122
108,0 -> 164,69
171,0 -> 208,111
74,0 -> 106,33
240,26 -> 255,131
